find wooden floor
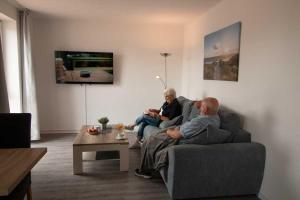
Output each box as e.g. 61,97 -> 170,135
31,133 -> 261,200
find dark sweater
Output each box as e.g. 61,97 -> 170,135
161,98 -> 181,120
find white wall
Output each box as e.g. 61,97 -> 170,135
31,18 -> 183,133
182,0 -> 300,199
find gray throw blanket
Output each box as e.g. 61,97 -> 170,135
139,125 -> 231,172
139,129 -> 178,172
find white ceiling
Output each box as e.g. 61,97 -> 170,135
0,13 -> 12,20
13,0 -> 221,24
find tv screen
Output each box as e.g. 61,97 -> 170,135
55,51 -> 113,84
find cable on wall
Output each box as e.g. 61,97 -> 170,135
84,84 -> 87,125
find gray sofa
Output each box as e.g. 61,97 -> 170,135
143,96 -> 266,199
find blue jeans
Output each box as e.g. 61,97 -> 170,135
135,114 -> 160,138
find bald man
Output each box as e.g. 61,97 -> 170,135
135,97 -> 221,179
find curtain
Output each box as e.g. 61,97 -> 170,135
20,10 -> 40,140
0,32 -> 10,113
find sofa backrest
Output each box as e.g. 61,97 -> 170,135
177,96 -> 194,123
218,108 -> 251,142
218,109 -> 241,134
177,96 -> 251,143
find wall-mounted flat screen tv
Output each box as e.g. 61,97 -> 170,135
55,51 -> 113,84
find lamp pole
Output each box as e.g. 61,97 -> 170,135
160,53 -> 171,89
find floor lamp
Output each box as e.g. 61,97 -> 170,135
156,53 -> 171,89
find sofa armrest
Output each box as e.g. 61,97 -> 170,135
164,143 -> 266,199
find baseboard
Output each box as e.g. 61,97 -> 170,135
258,192 -> 269,200
41,130 -> 79,134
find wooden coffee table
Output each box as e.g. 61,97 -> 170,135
73,125 -> 129,175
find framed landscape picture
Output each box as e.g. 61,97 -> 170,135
204,22 -> 241,81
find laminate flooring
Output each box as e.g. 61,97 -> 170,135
31,133 -> 261,200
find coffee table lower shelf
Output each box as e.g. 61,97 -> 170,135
73,143 -> 129,175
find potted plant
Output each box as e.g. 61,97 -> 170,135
98,117 -> 109,130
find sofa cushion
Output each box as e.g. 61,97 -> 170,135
179,125 -> 232,145
177,96 -> 190,106
232,129 -> 251,143
188,103 -> 200,121
218,109 -> 241,134
159,115 -> 183,129
177,96 -> 193,123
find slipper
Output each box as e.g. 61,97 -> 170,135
134,169 -> 152,179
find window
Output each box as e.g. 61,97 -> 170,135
0,15 -> 22,112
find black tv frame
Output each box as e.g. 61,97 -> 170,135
55,50 -> 114,84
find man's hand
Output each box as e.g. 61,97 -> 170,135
166,128 -> 183,139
